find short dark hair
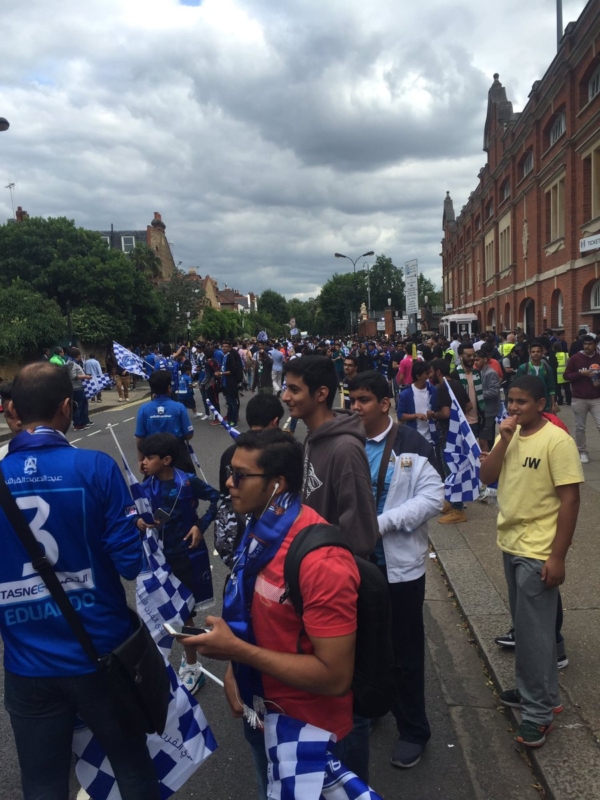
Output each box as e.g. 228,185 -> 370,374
347,370 -> 391,401
246,394 -> 285,428
509,375 -> 546,403
12,363 -> 72,424
137,433 -> 181,460
161,345 -> 172,357
149,370 -> 172,395
412,361 -> 430,381
284,355 -> 338,409
343,355 -> 358,366
529,339 -> 544,350
582,334 -> 596,344
430,358 -> 450,376
0,381 -> 13,403
458,342 -> 474,355
234,428 -> 304,492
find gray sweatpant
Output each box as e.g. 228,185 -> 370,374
502,552 -> 560,726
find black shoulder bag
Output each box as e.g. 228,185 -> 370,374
0,468 -> 170,738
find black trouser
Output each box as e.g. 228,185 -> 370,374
223,386 -> 240,426
556,382 -> 571,405
381,571 -> 431,745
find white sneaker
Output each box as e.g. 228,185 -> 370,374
178,654 -> 188,677
478,488 -> 489,504
194,413 -> 205,419
181,664 -> 205,694
580,452 -> 590,464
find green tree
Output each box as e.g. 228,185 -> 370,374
257,290 -> 289,324
0,217 -> 171,345
71,304 -> 129,345
243,310 -> 287,339
159,269 -> 206,342
317,272 -> 362,334
367,254 -> 405,312
418,274 -> 442,308
0,282 -> 66,363
196,307 -> 242,340
128,243 -> 164,281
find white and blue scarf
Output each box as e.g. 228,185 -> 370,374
222,491 -> 301,726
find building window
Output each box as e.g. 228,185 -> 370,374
484,232 -> 495,280
546,176 -> 565,242
522,151 -> 533,177
592,280 -> 600,311
101,235 -> 110,247
549,112 -> 566,147
466,258 -> 472,292
121,235 -> 136,252
475,215 -> 481,232
557,291 -> 564,327
485,199 -> 494,220
582,142 -> 600,221
501,180 -> 510,202
498,212 -> 511,271
589,65 -> 600,103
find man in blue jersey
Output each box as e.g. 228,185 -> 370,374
136,370 -> 195,472
0,362 -> 159,800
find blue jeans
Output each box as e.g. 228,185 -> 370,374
243,713 -> 370,800
5,668 -> 159,800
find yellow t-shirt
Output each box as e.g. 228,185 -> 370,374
496,421 -> 584,560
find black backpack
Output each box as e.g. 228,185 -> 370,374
281,523 -> 397,719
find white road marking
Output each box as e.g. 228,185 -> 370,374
123,417 -> 135,422
87,430 -> 101,436
71,438 -> 82,444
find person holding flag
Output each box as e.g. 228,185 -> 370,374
183,428 -> 366,798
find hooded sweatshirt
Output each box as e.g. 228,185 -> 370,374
302,409 -> 379,558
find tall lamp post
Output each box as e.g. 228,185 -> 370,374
334,250 -> 374,333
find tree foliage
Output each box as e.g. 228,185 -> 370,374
158,269 -> 207,342
257,289 -> 289,324
317,272 -> 359,334
418,274 -> 442,308
367,255 -> 405,312
196,307 -> 241,340
287,298 -> 318,334
0,283 -> 66,363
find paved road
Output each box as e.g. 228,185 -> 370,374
0,398 -> 541,799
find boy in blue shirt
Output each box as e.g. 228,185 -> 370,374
137,433 -> 219,694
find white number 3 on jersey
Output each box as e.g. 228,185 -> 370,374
17,496 -> 59,578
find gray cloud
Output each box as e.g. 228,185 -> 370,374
0,0 -> 588,305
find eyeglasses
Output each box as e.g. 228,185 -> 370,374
225,465 -> 267,488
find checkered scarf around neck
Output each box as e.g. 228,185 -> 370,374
456,363 -> 484,412
222,491 -> 302,728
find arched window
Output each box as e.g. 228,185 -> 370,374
550,112 -> 566,147
591,280 -> 600,310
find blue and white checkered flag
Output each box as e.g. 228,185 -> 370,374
73,665 -> 218,799
206,398 -> 240,439
265,714 -> 383,800
82,374 -> 114,400
108,426 -> 194,654
442,379 -> 481,504
496,402 -> 510,425
112,341 -> 149,379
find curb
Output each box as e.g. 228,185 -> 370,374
429,525 -> 600,800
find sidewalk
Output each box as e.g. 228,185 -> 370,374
0,384 -> 151,443
430,404 -> 600,800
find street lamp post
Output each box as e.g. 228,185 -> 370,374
334,250 -> 374,333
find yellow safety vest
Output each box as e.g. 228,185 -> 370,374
499,343 -> 515,357
555,351 -> 568,384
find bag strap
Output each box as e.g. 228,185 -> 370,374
281,523 -> 351,616
377,422 -> 398,504
0,467 -> 101,666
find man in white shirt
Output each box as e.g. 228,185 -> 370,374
397,362 -> 436,443
268,343 -> 285,395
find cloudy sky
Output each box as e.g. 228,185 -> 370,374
0,0 -> 588,301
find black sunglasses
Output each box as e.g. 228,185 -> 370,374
225,465 -> 268,488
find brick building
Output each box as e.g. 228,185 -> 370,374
98,211 -> 176,281
441,0 -> 600,341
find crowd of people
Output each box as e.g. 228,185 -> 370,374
0,322 -> 594,798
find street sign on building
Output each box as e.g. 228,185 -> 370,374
405,259 -> 419,316
580,234 -> 600,252
395,317 -> 408,334
376,320 -> 386,332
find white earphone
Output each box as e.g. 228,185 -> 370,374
274,482 -> 280,491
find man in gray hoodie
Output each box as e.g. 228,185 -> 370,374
282,355 -> 379,559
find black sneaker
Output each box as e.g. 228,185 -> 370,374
494,627 -> 516,648
499,688 -> 563,714
390,739 -> 424,769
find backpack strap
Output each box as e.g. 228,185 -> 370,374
281,523 -> 351,616
377,422 -> 398,504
